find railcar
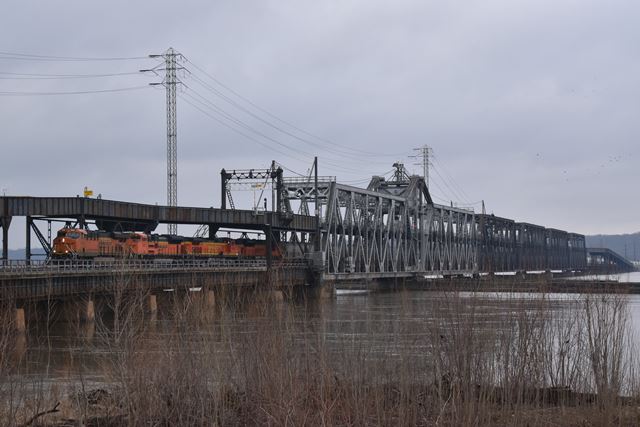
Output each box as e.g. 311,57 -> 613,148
52,227 -> 281,259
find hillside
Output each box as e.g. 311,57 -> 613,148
5,248 -> 46,260
586,232 -> 640,261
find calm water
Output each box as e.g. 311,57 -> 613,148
576,271 -> 640,283
9,289 -> 640,391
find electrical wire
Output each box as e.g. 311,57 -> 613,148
277,164 -> 307,177
183,86 -> 313,159
0,50 -> 402,186
178,92 -> 312,164
185,70 -> 397,167
0,51 -> 147,61
182,86 -> 385,175
431,154 -> 473,203
0,85 -> 150,96
185,59 -> 409,158
181,90 -> 367,177
427,174 -> 455,204
0,71 -> 142,80
430,165 -> 468,204
185,69 -> 397,163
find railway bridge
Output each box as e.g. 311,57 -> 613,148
280,164 -> 587,282
0,163 -> 591,303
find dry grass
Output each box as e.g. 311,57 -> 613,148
2,286 -> 640,426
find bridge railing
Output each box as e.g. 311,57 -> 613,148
0,258 -> 309,274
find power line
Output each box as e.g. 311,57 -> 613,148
181,92 -> 356,175
185,70 -> 395,163
0,85 -> 150,96
178,92 -> 312,164
277,164 -> 307,177
181,86 -> 381,175
185,59 -> 408,158
182,89 -> 384,177
0,71 -> 142,79
0,51 -> 147,61
182,88 -> 313,160
430,165 -> 467,204
431,154 -> 472,202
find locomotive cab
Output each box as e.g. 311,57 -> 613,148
52,228 -> 88,256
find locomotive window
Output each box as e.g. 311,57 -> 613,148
66,232 -> 81,239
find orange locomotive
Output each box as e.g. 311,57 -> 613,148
52,228 -> 280,259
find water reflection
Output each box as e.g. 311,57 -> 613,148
11,290 -> 640,390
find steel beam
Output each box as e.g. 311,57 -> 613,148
1,216 -> 10,261
0,196 -> 316,233
25,216 -> 31,262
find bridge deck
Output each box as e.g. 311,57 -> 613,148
587,247 -> 636,272
0,196 -> 317,231
0,259 -> 310,301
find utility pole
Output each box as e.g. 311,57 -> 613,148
411,145 -> 432,188
142,48 -> 185,235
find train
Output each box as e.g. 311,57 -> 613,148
52,227 -> 281,259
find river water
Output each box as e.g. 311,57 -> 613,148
572,271 -> 640,283
8,279 -> 640,396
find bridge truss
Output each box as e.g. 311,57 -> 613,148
282,164 -> 587,278
283,171 -> 477,276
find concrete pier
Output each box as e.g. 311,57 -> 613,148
80,300 -> 95,323
205,290 -> 215,307
14,307 -> 25,333
271,290 -> 285,302
148,294 -> 158,313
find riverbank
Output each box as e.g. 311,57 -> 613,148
2,289 -> 639,425
21,382 -> 640,426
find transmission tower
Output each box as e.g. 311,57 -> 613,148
411,145 -> 432,188
143,48 -> 185,234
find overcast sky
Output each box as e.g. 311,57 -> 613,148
1,0 -> 638,248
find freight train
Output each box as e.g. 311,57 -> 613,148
52,227 -> 281,259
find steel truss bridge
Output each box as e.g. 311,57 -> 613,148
1,162 -> 590,288
280,165 -> 587,280
586,248 -> 636,273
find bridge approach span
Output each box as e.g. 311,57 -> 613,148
0,196 -> 318,260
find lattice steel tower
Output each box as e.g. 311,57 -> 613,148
146,48 -> 184,234
412,145 -> 432,189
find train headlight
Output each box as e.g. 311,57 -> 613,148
62,238 -> 66,243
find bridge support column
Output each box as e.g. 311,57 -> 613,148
265,225 -> 273,269
1,216 -> 11,261
302,277 -> 335,299
80,299 -> 95,323
205,290 -> 215,308
318,282 -> 335,299
14,307 -> 26,333
271,290 -> 284,302
148,294 -> 158,314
